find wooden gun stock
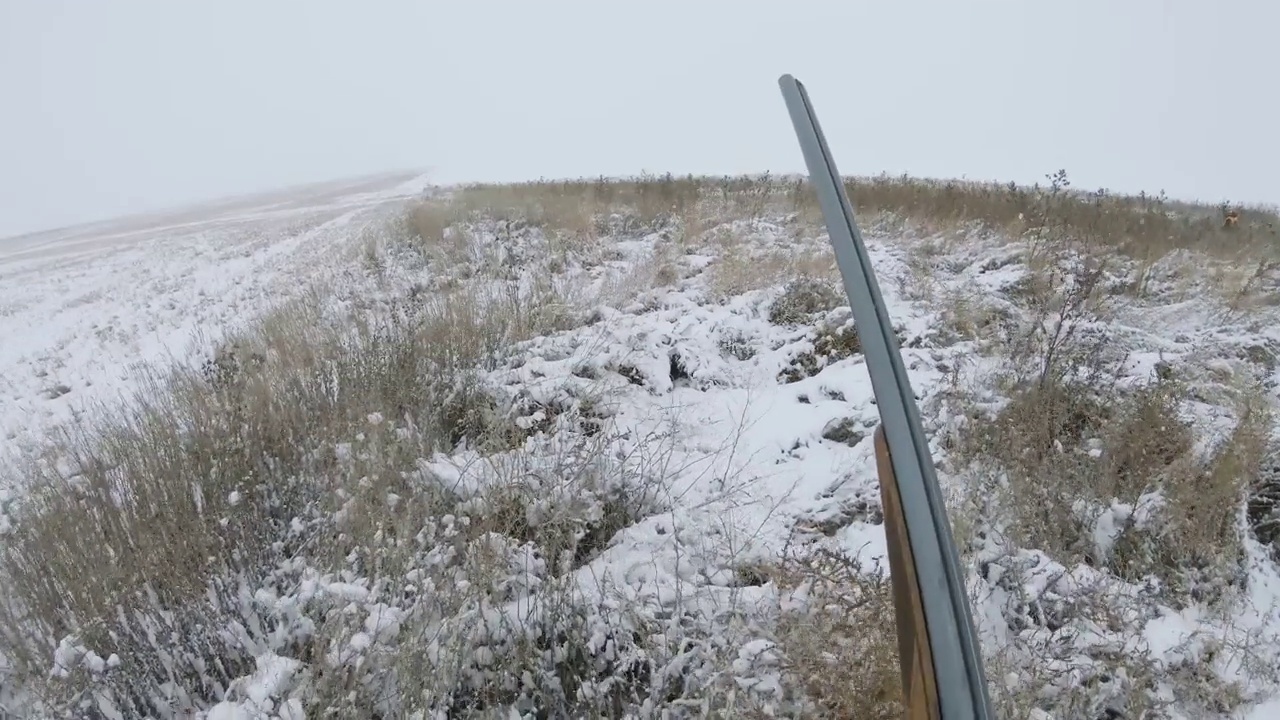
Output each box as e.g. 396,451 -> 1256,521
876,425 -> 941,720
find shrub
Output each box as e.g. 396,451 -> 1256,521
767,277 -> 843,326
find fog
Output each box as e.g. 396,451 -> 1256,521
2,0 -> 1276,238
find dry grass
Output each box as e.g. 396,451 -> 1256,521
448,173 -> 703,242
767,549 -> 903,719
929,201 -> 1277,713
940,209 -> 1272,608
446,171 -> 1280,261
6,296 -> 441,614
958,374 -> 1268,601
708,241 -> 836,301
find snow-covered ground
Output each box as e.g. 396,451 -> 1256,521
4,178 -> 1280,718
0,172 -> 431,471
450,214 -> 1280,718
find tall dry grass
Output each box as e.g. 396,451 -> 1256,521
445,170 -> 1280,261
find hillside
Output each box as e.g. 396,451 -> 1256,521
3,172 -> 1280,718
0,172 -> 429,469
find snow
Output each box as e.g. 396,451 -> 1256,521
0,172 -> 428,472
204,653 -> 304,718
3,177 -> 1280,717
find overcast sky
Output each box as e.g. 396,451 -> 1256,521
2,0 -> 1276,238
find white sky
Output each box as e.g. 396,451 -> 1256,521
2,0 -> 1276,239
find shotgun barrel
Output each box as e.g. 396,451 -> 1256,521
777,74 -> 995,720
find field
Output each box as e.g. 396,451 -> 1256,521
3,171 -> 1280,718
